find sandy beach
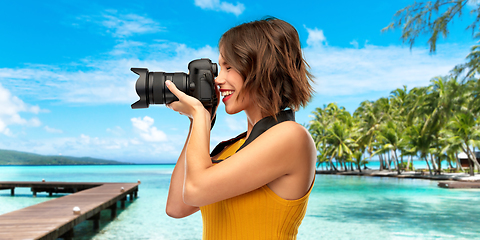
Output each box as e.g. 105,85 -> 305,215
316,169 -> 480,182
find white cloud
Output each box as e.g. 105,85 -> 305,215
194,0 -> 245,16
0,84 -> 43,136
131,116 -> 167,142
78,10 -> 163,38
0,43 -> 218,105
467,0 -> 478,7
305,26 -> 327,46
109,40 -> 145,55
44,126 -> 63,134
303,27 -> 469,97
350,39 -> 359,49
106,126 -> 125,136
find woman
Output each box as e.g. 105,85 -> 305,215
165,18 -> 316,239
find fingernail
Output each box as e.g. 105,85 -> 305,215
165,80 -> 171,86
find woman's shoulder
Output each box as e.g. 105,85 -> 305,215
261,121 -> 315,155
271,121 -> 312,140
257,120 -> 316,187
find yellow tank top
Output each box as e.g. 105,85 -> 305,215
200,138 -> 313,240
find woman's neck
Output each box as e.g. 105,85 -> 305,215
244,108 -> 264,139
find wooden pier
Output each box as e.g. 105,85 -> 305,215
0,181 -> 139,240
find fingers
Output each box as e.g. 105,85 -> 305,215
165,80 -> 183,99
164,80 -> 204,119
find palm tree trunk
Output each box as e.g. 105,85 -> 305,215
466,146 -> 480,176
407,156 -> 412,171
468,148 -> 480,169
425,157 -> 433,175
434,155 -> 441,175
329,155 -> 337,172
379,154 -> 384,171
429,154 -> 438,175
455,153 -> 464,172
437,154 -> 442,175
329,155 -> 333,171
385,154 -> 391,171
469,159 -> 474,176
393,149 -> 401,174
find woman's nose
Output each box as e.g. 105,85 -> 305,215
215,74 -> 225,85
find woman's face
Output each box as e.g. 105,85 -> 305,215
216,54 -> 251,115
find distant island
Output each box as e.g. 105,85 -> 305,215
0,149 -> 132,165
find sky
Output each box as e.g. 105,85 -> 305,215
0,0 -> 477,163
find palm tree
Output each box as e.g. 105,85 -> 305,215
443,111 -> 480,176
309,106 -> 336,171
403,123 -> 436,175
307,74 -> 478,177
354,100 -> 386,171
324,120 -> 355,172
390,86 -> 410,167
425,76 -> 464,174
374,121 -> 403,174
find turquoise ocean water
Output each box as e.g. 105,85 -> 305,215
1,165 -> 479,239
318,160 -> 436,171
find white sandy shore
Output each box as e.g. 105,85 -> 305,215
316,169 -> 480,182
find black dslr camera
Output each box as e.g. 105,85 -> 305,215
131,58 -> 218,109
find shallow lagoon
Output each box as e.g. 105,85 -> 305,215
1,165 -> 479,239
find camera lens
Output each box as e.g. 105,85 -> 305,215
163,73 -> 189,104
131,68 -> 188,109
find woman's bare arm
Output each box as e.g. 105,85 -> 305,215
165,122 -> 200,218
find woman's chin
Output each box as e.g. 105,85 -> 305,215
224,107 -> 241,115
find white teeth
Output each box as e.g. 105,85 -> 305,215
221,91 -> 234,97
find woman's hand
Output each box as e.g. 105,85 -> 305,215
165,80 -> 208,119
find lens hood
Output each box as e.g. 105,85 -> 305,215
131,68 -> 150,109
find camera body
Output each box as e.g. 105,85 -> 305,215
131,58 -> 218,109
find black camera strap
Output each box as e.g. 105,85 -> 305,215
236,109 -> 295,153
209,95 -> 218,130
210,109 -> 295,163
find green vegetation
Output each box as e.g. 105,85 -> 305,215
308,0 -> 480,176
0,149 -> 131,165
382,0 -> 480,78
308,77 -> 480,176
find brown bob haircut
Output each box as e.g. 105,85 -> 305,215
219,17 -> 314,118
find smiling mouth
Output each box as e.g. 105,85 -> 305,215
221,91 -> 234,97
